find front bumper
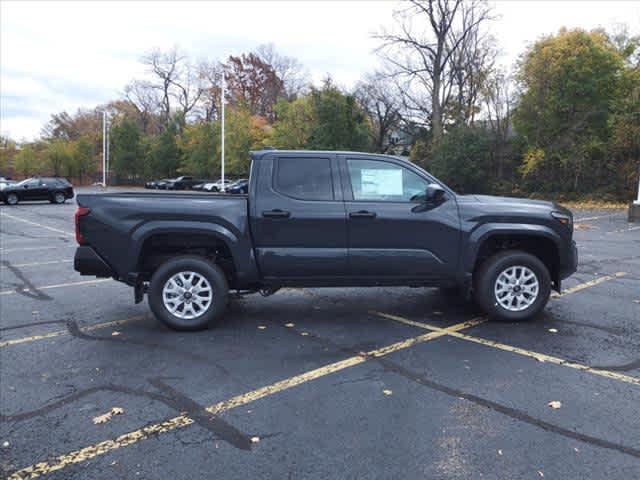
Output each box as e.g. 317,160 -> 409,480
74,246 -> 115,278
559,240 -> 578,280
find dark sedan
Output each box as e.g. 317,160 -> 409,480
227,178 -> 249,194
1,177 -> 74,205
145,179 -> 170,190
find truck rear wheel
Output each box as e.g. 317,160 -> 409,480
474,250 -> 551,321
148,255 -> 228,331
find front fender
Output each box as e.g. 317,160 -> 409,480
463,223 -> 564,275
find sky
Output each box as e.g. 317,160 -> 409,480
1,0 -> 639,141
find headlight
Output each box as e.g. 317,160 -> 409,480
551,211 -> 573,230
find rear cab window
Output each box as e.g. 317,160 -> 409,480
274,157 -> 334,201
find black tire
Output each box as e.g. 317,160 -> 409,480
473,250 -> 551,322
148,255 -> 228,331
52,192 -> 66,204
5,193 -> 18,205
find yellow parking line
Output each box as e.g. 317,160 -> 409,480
0,212 -> 74,237
0,279 -> 111,296
374,312 -> 640,386
552,272 -> 626,298
7,318 -> 481,480
0,315 -> 148,348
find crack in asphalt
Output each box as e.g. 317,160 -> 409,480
148,378 -> 252,450
0,260 -> 52,301
591,359 -> 640,372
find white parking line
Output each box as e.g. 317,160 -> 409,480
0,245 -> 75,253
0,212 -> 74,237
0,259 -> 73,268
0,278 -> 111,296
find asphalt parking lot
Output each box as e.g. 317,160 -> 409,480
1,190 -> 639,480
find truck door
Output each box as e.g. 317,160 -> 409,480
340,156 -> 460,281
250,154 -> 347,280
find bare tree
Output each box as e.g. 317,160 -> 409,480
141,48 -> 182,127
376,0 -> 492,142
483,70 -> 515,179
256,43 -> 310,99
140,47 -> 203,128
123,80 -> 161,133
355,72 -> 403,153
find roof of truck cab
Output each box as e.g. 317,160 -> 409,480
250,149 -> 408,162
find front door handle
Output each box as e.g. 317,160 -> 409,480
262,209 -> 291,218
349,210 -> 376,219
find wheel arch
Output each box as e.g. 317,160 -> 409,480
130,221 -> 245,287
466,225 -> 562,291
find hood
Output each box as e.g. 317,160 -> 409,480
457,194 -> 570,212
456,194 -> 573,224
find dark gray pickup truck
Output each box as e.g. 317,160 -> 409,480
74,149 -> 577,330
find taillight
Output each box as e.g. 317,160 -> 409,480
75,207 -> 91,245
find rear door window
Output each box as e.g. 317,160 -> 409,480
274,157 -> 334,201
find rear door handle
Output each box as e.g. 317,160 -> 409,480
262,209 -> 291,218
349,210 -> 376,219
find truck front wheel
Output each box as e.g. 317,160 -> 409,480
474,250 -> 551,321
148,255 -> 228,331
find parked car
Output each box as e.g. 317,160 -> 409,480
145,179 -> 170,189
164,176 -> 204,190
193,179 -> 232,192
74,149 -> 577,331
227,178 -> 249,194
2,177 -> 74,205
0,177 -> 16,190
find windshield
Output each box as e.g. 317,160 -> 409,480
14,178 -> 35,187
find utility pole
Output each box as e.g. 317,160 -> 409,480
220,73 -> 225,192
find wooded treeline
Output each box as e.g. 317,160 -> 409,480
1,0 -> 638,199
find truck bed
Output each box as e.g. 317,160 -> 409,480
76,192 -> 255,285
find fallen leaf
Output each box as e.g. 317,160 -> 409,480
538,471 -> 544,477
92,407 -> 125,424
2,441 -> 9,448
548,328 -> 558,333
574,447 -> 580,453
300,332 -> 309,336
111,331 -> 121,336
93,413 -> 111,424
284,323 -> 295,328
497,449 -> 503,456
633,300 -> 640,304
250,436 -> 260,443
432,311 -> 443,316
257,325 -> 266,330
383,389 -> 393,396
547,401 -> 562,409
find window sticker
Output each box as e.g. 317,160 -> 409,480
361,169 -> 403,195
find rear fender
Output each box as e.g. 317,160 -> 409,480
128,221 -> 258,285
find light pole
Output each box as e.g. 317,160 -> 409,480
102,111 -> 107,188
101,111 -> 109,188
220,74 -> 225,192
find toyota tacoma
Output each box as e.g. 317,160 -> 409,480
74,150 -> 578,330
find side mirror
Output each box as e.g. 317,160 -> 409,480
425,183 -> 445,202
